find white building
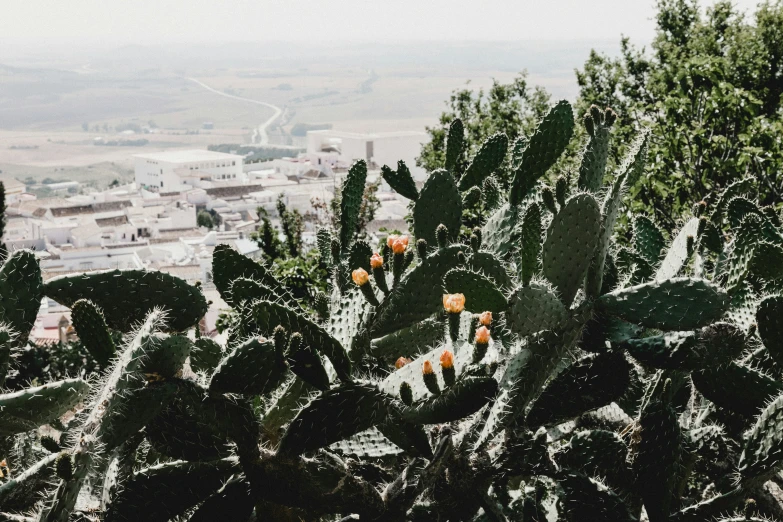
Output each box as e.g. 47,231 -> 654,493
305,130 -> 428,181
134,150 -> 245,192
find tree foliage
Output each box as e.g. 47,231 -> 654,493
576,0 -> 783,227
417,72 -> 551,188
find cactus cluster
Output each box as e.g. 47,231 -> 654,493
3,102 -> 783,520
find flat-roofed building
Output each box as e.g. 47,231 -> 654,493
134,150 -> 245,192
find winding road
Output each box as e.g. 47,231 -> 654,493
185,77 -> 283,145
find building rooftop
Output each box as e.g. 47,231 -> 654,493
134,150 -> 244,163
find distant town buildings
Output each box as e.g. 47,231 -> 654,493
5,128 -> 428,346
134,150 -> 246,192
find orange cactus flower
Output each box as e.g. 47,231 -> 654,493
386,234 -> 399,248
392,238 -> 407,254
351,268 -> 369,286
475,326 -> 491,344
440,349 -> 454,369
478,311 -> 492,326
442,293 -> 466,314
370,253 -> 384,269
395,356 -> 412,369
422,360 -> 434,375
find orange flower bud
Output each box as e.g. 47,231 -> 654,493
386,234 -> 399,248
475,325 -> 491,344
442,293 -> 466,314
440,349 -> 454,369
395,356 -> 412,369
478,311 -> 492,326
351,268 -> 369,286
422,360 -> 434,375
370,252 -> 384,269
398,235 -> 409,248
392,238 -> 407,254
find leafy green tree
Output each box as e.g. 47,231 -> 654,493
197,210 -> 214,229
417,72 -> 551,188
576,0 -> 783,228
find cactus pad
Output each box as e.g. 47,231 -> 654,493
413,169 -> 461,246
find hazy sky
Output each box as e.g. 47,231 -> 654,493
0,0 -> 765,46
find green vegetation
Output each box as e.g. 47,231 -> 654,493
5,94 -> 783,518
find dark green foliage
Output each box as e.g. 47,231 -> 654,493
209,337 -> 288,396
212,243 -> 296,308
443,268 -> 506,313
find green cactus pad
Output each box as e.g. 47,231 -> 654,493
757,295 -> 783,366
0,379 -> 89,436
655,217 -> 699,281
413,169 -> 461,246
517,202 -> 542,286
228,277 -> 280,308
507,283 -> 567,338
509,100 -> 574,206
187,478 -> 254,522
556,471 -> 636,522
71,299 -> 115,367
248,299 -> 351,381
443,268 -> 506,313
555,430 -> 630,490
727,279 -> 757,332
739,392 -> 783,484
98,380 -> 180,452
482,203 -> 523,258
482,175 -> 504,212
585,130 -> 649,298
577,114 -> 612,193
212,244 -> 296,308
633,216 -> 666,267
147,382 -> 240,462
692,362 -> 783,418
381,160 -> 418,200
45,269 -> 207,332
727,196 -> 764,229
401,376 -> 497,425
340,160 -> 368,255
596,277 -> 729,330
330,427 -> 402,459
377,420 -> 433,458
542,193 -> 601,306
287,336 -> 330,391
104,459 -> 238,522
444,118 -> 464,175
348,240 -> 373,272
328,285 -> 372,351
526,351 -> 630,427
621,331 -> 700,370
0,325 -> 14,387
633,390 -> 682,522
316,227 -> 334,265
371,245 -> 463,338
190,337 -> 223,373
467,251 -> 513,291
459,132 -> 509,191
278,382 -> 397,456
208,337 -> 288,395
370,317 -> 445,365
0,249 -> 43,345
748,241 -> 783,280
710,176 -> 756,224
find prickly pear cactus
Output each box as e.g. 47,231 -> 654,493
3,102 -> 783,521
